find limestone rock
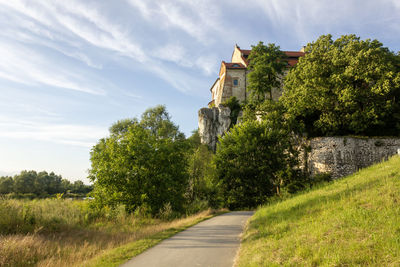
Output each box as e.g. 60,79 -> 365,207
300,136 -> 400,179
198,105 -> 231,151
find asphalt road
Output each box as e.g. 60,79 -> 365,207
121,211 -> 254,267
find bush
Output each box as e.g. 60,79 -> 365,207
214,120 -> 298,209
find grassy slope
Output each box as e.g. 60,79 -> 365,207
238,155 -> 400,266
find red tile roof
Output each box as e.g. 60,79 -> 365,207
241,49 -> 251,55
238,47 -> 305,66
287,59 -> 299,67
222,61 -> 246,69
285,51 -> 306,57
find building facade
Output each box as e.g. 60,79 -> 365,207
209,45 -> 305,107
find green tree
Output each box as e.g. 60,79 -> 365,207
0,176 -> 14,194
109,118 -> 138,135
247,42 -> 288,103
140,105 -> 182,139
61,179 -> 72,193
186,129 -> 202,150
70,180 -> 92,194
282,34 -> 400,136
214,119 -> 297,209
89,106 -> 188,215
14,170 -> 37,194
46,172 -> 63,194
186,144 -> 218,204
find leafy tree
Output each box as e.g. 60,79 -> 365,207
186,129 -> 202,150
247,42 -> 288,103
140,105 -> 182,139
14,170 -> 37,194
61,179 -> 72,193
282,34 -> 400,136
185,130 -> 221,208
109,118 -> 138,135
70,180 -> 92,194
89,105 -> 188,215
0,176 -> 14,194
0,170 -> 91,197
213,118 -> 297,209
186,144 -> 218,203
35,171 -> 63,195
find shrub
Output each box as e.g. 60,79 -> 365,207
214,120 -> 298,209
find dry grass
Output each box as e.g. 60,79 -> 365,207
0,198 -> 220,267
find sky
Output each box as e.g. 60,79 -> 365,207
0,0 -> 399,183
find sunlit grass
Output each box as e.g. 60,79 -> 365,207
0,198 -> 222,267
237,155 -> 400,266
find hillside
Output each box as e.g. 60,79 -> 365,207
237,155 -> 400,266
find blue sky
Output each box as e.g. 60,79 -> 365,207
0,0 -> 399,182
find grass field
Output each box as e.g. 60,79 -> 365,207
237,155 -> 400,266
0,198 -> 220,266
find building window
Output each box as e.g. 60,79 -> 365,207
233,78 -> 239,86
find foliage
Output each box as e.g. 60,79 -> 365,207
89,105 -> 188,215
0,176 -> 13,194
0,171 -> 92,197
247,42 -> 288,103
140,105 -> 182,139
109,118 -> 138,135
213,118 -> 298,209
237,155 -> 400,266
186,143 -> 221,209
186,129 -> 202,150
222,96 -> 242,128
282,34 -> 400,136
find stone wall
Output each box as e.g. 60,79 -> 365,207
198,108 -> 400,178
304,137 -> 400,179
198,105 -> 231,151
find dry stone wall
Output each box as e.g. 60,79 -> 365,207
197,106 -> 400,179
304,137 -> 400,178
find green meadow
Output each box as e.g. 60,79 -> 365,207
237,155 -> 400,266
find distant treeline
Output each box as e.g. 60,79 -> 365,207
0,170 -> 93,198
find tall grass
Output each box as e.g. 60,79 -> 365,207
0,197 -> 218,266
237,155 -> 400,266
0,198 -> 93,234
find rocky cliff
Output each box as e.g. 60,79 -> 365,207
198,105 -> 231,151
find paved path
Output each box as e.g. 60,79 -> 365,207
121,211 -> 254,267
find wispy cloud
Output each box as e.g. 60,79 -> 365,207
1,0 -> 147,61
222,0 -> 400,49
151,44 -> 191,67
0,0 -> 229,93
0,115 -> 107,148
0,40 -> 106,95
127,0 -> 220,42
